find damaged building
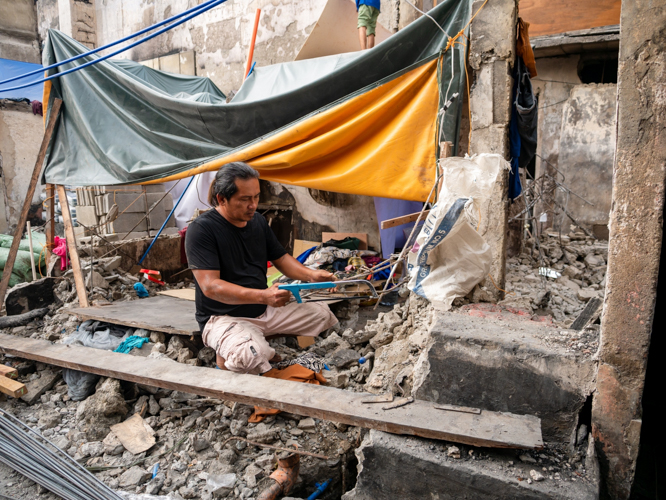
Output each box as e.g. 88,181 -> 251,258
0,0 -> 664,499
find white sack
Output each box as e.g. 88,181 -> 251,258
407,154 -> 510,310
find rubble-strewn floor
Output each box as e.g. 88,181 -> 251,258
0,231 -> 608,499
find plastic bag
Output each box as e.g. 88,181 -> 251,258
407,154 -> 510,310
62,369 -> 100,401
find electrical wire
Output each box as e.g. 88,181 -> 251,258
0,0 -> 228,93
0,0 -> 222,87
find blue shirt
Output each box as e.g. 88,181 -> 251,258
356,0 -> 381,11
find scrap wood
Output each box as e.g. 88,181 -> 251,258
0,308 -> 49,329
382,396 -> 414,410
361,394 -> 394,404
380,210 -> 431,229
434,403 -> 482,415
0,376 -> 27,398
0,365 -> 18,379
110,413 -> 156,455
0,333 -> 544,449
570,297 -> 603,331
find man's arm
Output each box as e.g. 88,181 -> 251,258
192,269 -> 292,307
271,253 -> 334,282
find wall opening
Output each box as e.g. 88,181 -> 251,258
577,52 -> 619,84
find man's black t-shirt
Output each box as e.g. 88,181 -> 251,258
185,210 -> 287,331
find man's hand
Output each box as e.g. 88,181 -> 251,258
309,269 -> 335,282
263,283 -> 292,307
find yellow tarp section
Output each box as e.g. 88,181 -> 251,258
150,58 -> 440,202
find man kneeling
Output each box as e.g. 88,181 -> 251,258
185,162 -> 338,374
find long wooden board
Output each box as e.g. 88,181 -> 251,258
0,333 -> 543,449
380,210 -> 430,230
68,295 -> 199,336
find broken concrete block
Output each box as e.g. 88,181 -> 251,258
76,205 -> 98,227
76,378 -> 128,440
21,370 -> 61,405
343,430 -> 598,500
327,348 -> 360,369
577,289 -> 599,302
411,312 -> 596,443
207,473 -> 236,497
107,213 -> 148,233
5,277 -> 57,316
85,270 -> 109,290
118,465 -> 151,487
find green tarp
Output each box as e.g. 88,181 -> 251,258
42,0 -> 471,186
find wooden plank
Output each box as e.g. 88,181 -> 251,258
0,374 -> 27,398
158,289 -> 196,301
322,232 -> 368,250
519,0 -> 621,37
380,210 -> 430,230
570,297 -> 603,331
57,185 -> 89,308
0,99 -> 62,308
0,365 -> 18,379
68,295 -> 200,336
45,184 -> 55,266
0,333 -> 543,449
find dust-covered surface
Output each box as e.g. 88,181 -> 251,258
0,230 -> 608,499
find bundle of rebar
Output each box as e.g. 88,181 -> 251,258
0,408 -> 122,500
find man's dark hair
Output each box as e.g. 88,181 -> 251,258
208,162 -> 260,206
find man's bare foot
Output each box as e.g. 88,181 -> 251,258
270,353 -> 282,363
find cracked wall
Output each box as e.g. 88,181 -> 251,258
0,101 -> 45,231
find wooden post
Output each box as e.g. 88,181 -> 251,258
26,222 -> 37,281
45,184 -> 55,267
0,98 -> 62,310
57,185 -> 89,308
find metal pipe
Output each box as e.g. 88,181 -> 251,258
244,9 -> 261,80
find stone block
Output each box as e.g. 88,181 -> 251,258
411,312 -> 596,443
103,193 -> 146,213
20,370 -> 61,405
343,430 -> 598,500
108,213 -> 148,233
76,205 -> 98,227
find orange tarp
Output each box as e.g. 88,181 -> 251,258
148,58 -> 441,202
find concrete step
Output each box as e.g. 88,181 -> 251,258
343,430 -> 599,500
411,308 -> 597,444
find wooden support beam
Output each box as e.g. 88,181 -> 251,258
0,333 -> 543,449
380,210 -> 431,230
0,375 -> 27,398
57,185 -> 89,308
45,184 -> 55,266
0,99 -> 62,309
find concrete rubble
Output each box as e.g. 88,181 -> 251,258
0,229 -> 608,499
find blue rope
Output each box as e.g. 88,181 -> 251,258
0,0 -> 221,87
138,175 -> 194,265
0,0 -> 228,93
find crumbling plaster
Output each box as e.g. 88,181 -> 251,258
0,0 -> 41,63
467,0 -> 516,299
0,102 -> 44,230
592,0 -> 666,497
533,56 -> 616,233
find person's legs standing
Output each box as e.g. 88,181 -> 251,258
358,26 -> 368,50
358,5 -> 374,50
366,6 -> 379,48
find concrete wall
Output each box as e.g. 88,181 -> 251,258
0,0 -> 41,63
467,0 -> 516,299
592,0 -> 666,497
533,56 -> 616,234
0,101 -> 44,231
